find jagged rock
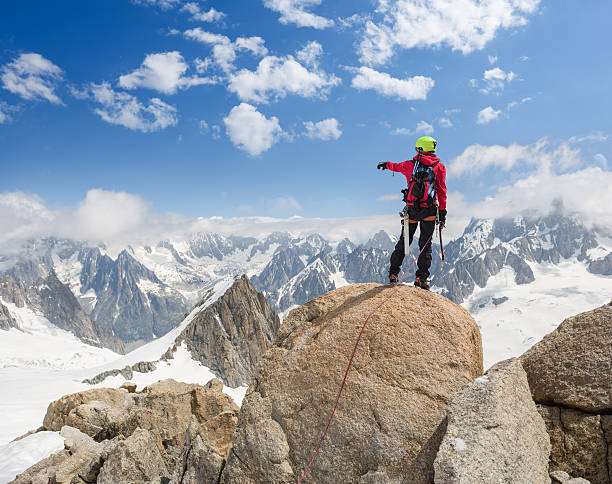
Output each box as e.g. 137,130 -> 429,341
0,301 -> 18,330
434,358 -> 550,483
588,252 -> 612,275
120,382 -> 137,393
175,275 -> 280,387
43,388 -> 132,437
221,284 -> 483,484
521,301 -> 612,413
10,428 -> 104,484
551,470 -> 573,483
96,429 -> 169,484
538,405 -> 609,484
169,416 -> 225,484
22,379 -> 238,481
520,302 -> 612,484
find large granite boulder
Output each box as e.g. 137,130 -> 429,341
521,301 -> 612,483
221,283 -> 483,483
434,358 -> 550,483
521,302 -> 611,413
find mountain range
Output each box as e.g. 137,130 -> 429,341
0,212 -> 610,351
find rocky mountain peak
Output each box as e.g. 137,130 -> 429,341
174,274 -> 280,387
221,283 -> 483,483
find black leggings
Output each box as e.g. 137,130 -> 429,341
389,219 -> 435,279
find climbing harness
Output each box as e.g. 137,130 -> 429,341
297,231 -> 435,483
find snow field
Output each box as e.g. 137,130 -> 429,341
0,431 -> 64,484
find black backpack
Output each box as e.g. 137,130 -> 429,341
402,157 -> 439,208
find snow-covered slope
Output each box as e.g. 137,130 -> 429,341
463,258 -> 612,369
0,278 -> 246,447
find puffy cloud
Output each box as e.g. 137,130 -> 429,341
228,55 -> 340,103
180,2 -> 225,22
359,0 -> 540,65
594,153 -> 608,169
477,106 -> 501,124
1,53 -> 64,104
482,66 -> 516,92
438,117 -> 453,128
304,118 -> 342,140
119,51 -> 215,94
351,66 -> 434,101
223,103 -> 284,156
234,37 -> 268,57
184,28 -> 267,73
393,120 -> 433,136
447,138 -> 581,178
296,41 -> 323,67
263,0 -> 334,29
80,82 -> 178,132
488,55 -> 498,65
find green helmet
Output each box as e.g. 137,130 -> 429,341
415,136 -> 437,153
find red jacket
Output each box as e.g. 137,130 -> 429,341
386,153 -> 447,211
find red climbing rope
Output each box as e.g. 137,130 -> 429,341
297,232 -> 435,483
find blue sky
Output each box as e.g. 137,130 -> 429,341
0,0 -> 611,243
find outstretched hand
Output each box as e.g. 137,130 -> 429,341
377,162 -> 388,170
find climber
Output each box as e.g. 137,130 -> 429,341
377,136 -> 447,289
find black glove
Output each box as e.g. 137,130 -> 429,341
438,209 -> 447,229
377,162 -> 388,170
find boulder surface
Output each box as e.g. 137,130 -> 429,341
434,358 -> 551,483
221,283 -> 483,484
521,301 -> 611,413
521,301 -> 612,483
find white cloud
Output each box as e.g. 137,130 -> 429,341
304,118 -> 342,140
447,138 -> 582,178
393,120 -> 434,136
482,66 -> 516,92
223,103 -> 284,155
438,117 -> 453,128
263,0 -> 334,29
184,28 -> 267,73
507,96 -> 532,110
1,53 -> 64,104
488,55 -> 498,65
132,0 -> 180,10
594,154 -> 608,169
477,106 -> 501,124
520,55 -> 529,61
351,66 -> 434,101
80,82 -> 178,132
568,132 -> 609,144
228,55 -> 340,103
181,2 -> 225,22
359,0 -> 540,65
0,103 -> 12,123
296,41 -> 323,67
118,51 -> 215,94
234,37 -> 268,57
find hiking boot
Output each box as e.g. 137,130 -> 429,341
389,274 -> 398,285
414,277 -> 430,290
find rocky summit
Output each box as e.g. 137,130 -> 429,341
13,378 -> 238,484
522,301 -> 612,484
221,283 -> 483,484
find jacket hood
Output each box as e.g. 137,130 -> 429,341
412,153 -> 440,166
